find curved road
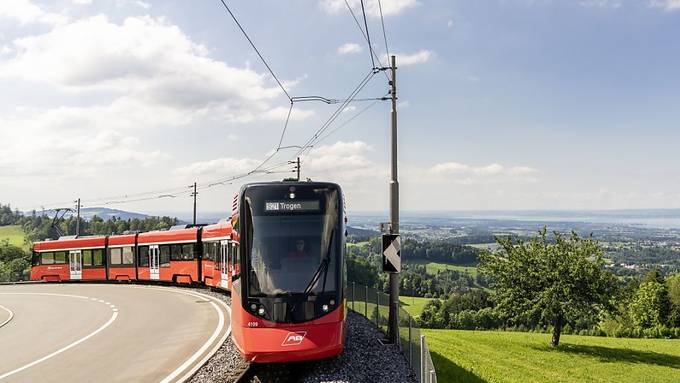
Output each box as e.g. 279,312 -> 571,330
0,284 -> 231,383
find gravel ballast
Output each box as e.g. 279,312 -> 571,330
187,288 -> 416,383
299,311 -> 416,383
187,288 -> 250,383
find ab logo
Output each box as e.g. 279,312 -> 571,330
281,331 -> 307,346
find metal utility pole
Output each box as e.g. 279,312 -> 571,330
388,54 -> 400,344
288,157 -> 301,181
191,182 -> 198,225
296,157 -> 301,181
75,198 -> 81,237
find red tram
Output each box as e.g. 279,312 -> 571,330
30,180 -> 347,363
230,181 -> 347,362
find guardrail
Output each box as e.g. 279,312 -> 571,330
348,281 -> 437,383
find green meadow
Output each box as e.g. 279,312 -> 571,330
0,225 -> 28,250
423,329 -> 680,383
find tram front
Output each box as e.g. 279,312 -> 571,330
231,181 -> 347,362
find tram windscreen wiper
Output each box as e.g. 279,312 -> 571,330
298,231 -> 334,301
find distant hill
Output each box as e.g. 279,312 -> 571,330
36,207 -> 156,222
347,226 -> 379,237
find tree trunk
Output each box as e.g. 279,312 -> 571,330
551,314 -> 563,347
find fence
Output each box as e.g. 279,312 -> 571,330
348,281 -> 437,383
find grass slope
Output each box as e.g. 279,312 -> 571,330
399,296 -> 433,317
0,225 -> 27,250
407,259 -> 479,277
422,329 -> 680,383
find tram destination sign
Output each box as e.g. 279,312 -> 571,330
264,200 -> 320,212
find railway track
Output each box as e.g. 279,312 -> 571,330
234,362 -> 308,383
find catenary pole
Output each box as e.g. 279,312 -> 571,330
388,54 -> 400,344
192,182 -> 197,225
75,198 -> 81,237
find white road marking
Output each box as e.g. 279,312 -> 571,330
0,293 -> 118,381
0,304 -> 14,329
123,286 -> 232,383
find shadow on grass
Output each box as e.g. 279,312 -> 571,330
430,350 -> 488,383
531,343 -> 680,368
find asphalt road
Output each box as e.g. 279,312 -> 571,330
0,283 -> 231,383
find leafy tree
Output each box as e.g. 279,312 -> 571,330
630,281 -> 670,329
480,229 -> 617,347
0,240 -> 30,282
668,274 -> 680,327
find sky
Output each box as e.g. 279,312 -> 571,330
1,0 -> 680,219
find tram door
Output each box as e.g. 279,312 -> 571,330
220,241 -> 229,288
149,245 -> 160,280
69,250 -> 82,280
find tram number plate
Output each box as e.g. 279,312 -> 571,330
248,321 -> 259,327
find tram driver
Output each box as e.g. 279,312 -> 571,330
288,239 -> 310,258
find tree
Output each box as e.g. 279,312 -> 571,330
480,229 -> 617,347
629,280 -> 670,329
668,274 -> 680,327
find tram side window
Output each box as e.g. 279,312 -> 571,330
234,244 -> 240,276
83,250 -> 93,266
160,245 -> 171,267
182,244 -> 194,260
122,247 -> 134,265
93,249 -> 104,266
203,242 -> 216,261
138,246 -> 149,267
110,248 -> 123,265
32,252 -> 40,266
170,244 -> 195,261
54,251 -> 67,264
41,252 -> 54,265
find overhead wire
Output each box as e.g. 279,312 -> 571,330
217,0 -> 292,102
315,97 -> 383,145
28,2 -> 391,210
359,0 -> 375,69
377,0 -> 390,58
343,0 -> 390,81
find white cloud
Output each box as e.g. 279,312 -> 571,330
0,0 -> 68,26
0,15 -> 309,121
429,162 -> 539,184
337,42 -> 363,55
649,0 -> 680,10
0,14 -> 313,183
387,50 -> 432,66
447,19 -> 453,28
72,0 -> 93,5
579,0 -> 622,8
342,105 -> 357,113
175,158 -> 263,178
303,141 -> 383,183
116,0 -> 151,8
0,124 -> 165,179
320,0 -> 418,17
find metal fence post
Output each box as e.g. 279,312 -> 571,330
408,316 -> 413,367
420,335 -> 425,383
352,282 -> 355,312
376,290 -> 379,327
429,370 -> 436,383
365,285 -> 368,318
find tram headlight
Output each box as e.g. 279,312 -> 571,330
289,193 -> 295,199
250,303 -> 257,311
322,304 -> 329,312
258,306 -> 265,316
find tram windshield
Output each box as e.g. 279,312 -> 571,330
245,185 -> 340,297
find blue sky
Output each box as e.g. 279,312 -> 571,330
1,0 -> 679,217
